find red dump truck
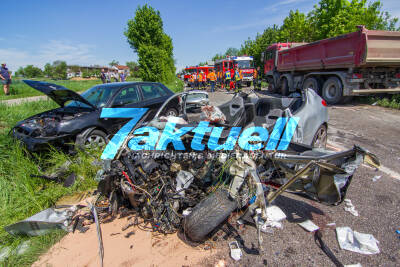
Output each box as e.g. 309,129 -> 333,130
262,26 -> 400,104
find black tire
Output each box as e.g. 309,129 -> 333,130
247,81 -> 251,87
280,77 -> 289,96
183,189 -> 237,242
267,77 -> 276,93
76,129 -> 107,149
322,77 -> 343,105
303,77 -> 321,94
164,107 -> 178,117
311,124 -> 327,148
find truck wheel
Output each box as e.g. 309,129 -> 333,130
183,189 -> 237,242
303,77 -> 321,94
322,77 -> 343,105
280,78 -> 289,96
267,78 -> 276,93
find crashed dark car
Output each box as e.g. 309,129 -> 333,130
11,80 -> 178,151
95,90 -> 379,248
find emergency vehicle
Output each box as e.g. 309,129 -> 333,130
183,66 -> 214,86
232,56 -> 254,87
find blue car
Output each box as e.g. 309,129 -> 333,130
12,80 -> 179,151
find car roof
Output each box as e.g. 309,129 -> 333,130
96,81 -> 162,88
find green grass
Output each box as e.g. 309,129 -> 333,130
0,100 -> 101,266
0,78 -> 102,101
359,94 -> 400,109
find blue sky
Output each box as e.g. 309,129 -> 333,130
1,0 -> 399,72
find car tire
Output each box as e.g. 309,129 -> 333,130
311,124 -> 327,148
303,77 -> 321,94
280,77 -> 289,96
322,77 -> 343,105
183,189 -> 237,242
164,107 -> 178,117
76,129 -> 108,149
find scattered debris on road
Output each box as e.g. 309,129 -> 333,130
344,199 -> 359,217
336,227 -> 380,255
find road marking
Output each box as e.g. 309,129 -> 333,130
328,141 -> 400,181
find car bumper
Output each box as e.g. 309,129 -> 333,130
12,129 -> 73,151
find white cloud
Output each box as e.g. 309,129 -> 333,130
265,0 -> 308,12
0,40 -> 103,72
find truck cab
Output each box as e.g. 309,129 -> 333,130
232,56 -> 254,86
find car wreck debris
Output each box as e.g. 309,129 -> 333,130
344,199 -> 359,217
336,227 -> 380,255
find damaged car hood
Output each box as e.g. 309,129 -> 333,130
23,80 -> 96,109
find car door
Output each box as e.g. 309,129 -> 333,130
139,83 -> 171,119
107,85 -> 143,133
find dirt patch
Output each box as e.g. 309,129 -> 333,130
33,217 -> 216,267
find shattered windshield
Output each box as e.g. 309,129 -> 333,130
66,85 -> 120,108
235,60 -> 253,69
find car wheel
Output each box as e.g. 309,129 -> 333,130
311,124 -> 327,148
322,77 -> 343,105
280,77 -> 289,96
164,107 -> 178,117
183,189 -> 237,242
303,77 -> 321,94
267,78 -> 276,93
76,129 -> 108,149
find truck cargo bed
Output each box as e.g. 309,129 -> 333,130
277,26 -> 400,72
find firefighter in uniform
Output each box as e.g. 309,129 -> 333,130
224,69 -> 231,90
197,71 -> 203,90
253,67 -> 261,90
202,70 -> 207,89
193,72 -> 198,89
234,67 -> 242,91
207,69 -> 217,92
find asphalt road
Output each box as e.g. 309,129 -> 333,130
200,89 -> 400,267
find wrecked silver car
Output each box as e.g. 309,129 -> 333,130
95,90 -> 378,247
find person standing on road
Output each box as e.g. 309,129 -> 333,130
234,67 -> 241,91
202,70 -> 207,89
207,69 -> 216,92
197,71 -> 203,90
100,69 -> 106,83
0,63 -> 12,95
253,67 -> 260,90
224,69 -> 231,91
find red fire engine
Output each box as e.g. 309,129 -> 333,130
183,66 -> 214,85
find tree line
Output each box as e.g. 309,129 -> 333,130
211,0 -> 399,68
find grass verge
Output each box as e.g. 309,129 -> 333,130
0,100 -> 101,266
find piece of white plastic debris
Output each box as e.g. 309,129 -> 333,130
344,199 -> 359,217
326,222 -> 336,227
266,205 -> 286,222
229,241 -> 242,261
344,263 -> 362,267
298,220 -> 319,232
182,208 -> 192,216
372,175 -> 381,182
260,205 -> 287,230
336,227 -> 380,255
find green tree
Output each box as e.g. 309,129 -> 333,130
109,60 -> 119,67
124,4 -> 175,83
14,67 -> 25,77
279,10 -> 312,42
43,63 -> 54,78
23,65 -> 43,78
52,61 -> 67,79
308,0 -> 399,40
126,61 -> 140,77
